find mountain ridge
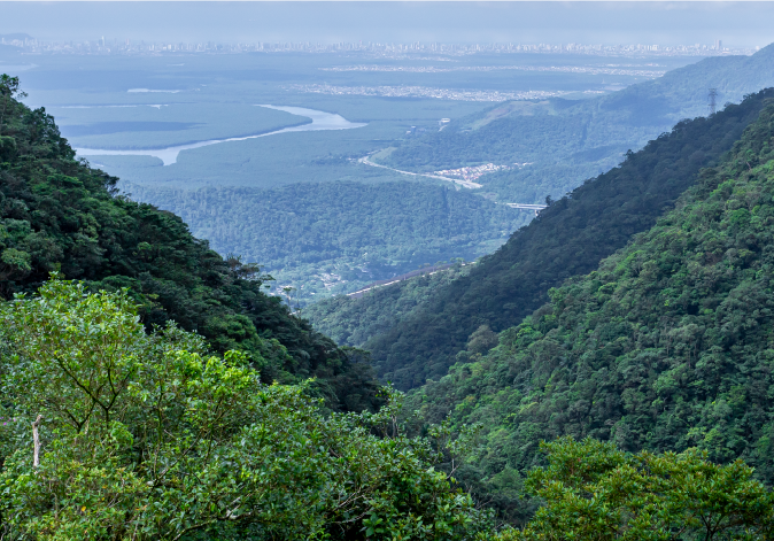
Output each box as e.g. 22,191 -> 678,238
406,97 -> 774,519
381,43 -> 774,202
348,89 -> 774,391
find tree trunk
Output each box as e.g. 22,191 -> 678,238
32,415 -> 42,468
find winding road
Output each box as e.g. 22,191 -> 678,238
359,155 -> 548,214
358,156 -> 483,189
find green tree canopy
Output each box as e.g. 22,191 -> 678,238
495,438 -> 774,541
0,279 -> 492,540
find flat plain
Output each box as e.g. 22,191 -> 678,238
0,48 -> 706,301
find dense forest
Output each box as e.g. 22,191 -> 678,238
406,100 -> 774,521
0,279 -> 496,540
381,43 -> 774,201
304,262 -> 471,347
125,181 -> 529,303
351,89 -> 774,391
0,75 -> 377,411
4,279 -> 772,539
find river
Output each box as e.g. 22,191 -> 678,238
74,105 -> 367,166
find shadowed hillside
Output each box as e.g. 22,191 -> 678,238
355,89 -> 774,390
408,98 -> 774,520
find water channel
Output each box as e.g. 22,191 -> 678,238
74,105 -> 368,166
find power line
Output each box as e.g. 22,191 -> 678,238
708,88 -> 718,115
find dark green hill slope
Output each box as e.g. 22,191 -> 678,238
124,181 -> 529,304
408,99 -> 774,516
383,44 -> 774,202
304,262 -> 471,347
0,76 -> 378,411
363,89 -> 774,390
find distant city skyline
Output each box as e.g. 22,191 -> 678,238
1,2 -> 773,49
1,35 -> 757,58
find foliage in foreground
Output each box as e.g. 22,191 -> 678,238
0,280 -> 492,540
2,286 -> 772,540
495,438 -> 774,541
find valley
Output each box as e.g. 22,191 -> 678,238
307,88 -> 774,388
0,45 -> 713,303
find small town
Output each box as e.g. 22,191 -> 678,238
434,162 -> 531,181
434,163 -> 509,181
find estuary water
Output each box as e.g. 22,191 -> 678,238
74,105 -> 367,166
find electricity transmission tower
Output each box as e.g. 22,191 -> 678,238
708,88 -> 718,115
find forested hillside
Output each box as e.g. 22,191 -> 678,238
0,75 -> 378,411
358,89 -> 774,390
407,99 -> 774,519
125,181 -> 529,303
304,262 -> 471,347
382,44 -> 774,201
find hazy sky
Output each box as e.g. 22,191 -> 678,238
2,2 -> 773,48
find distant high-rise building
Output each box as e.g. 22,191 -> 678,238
716,39 -> 723,50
